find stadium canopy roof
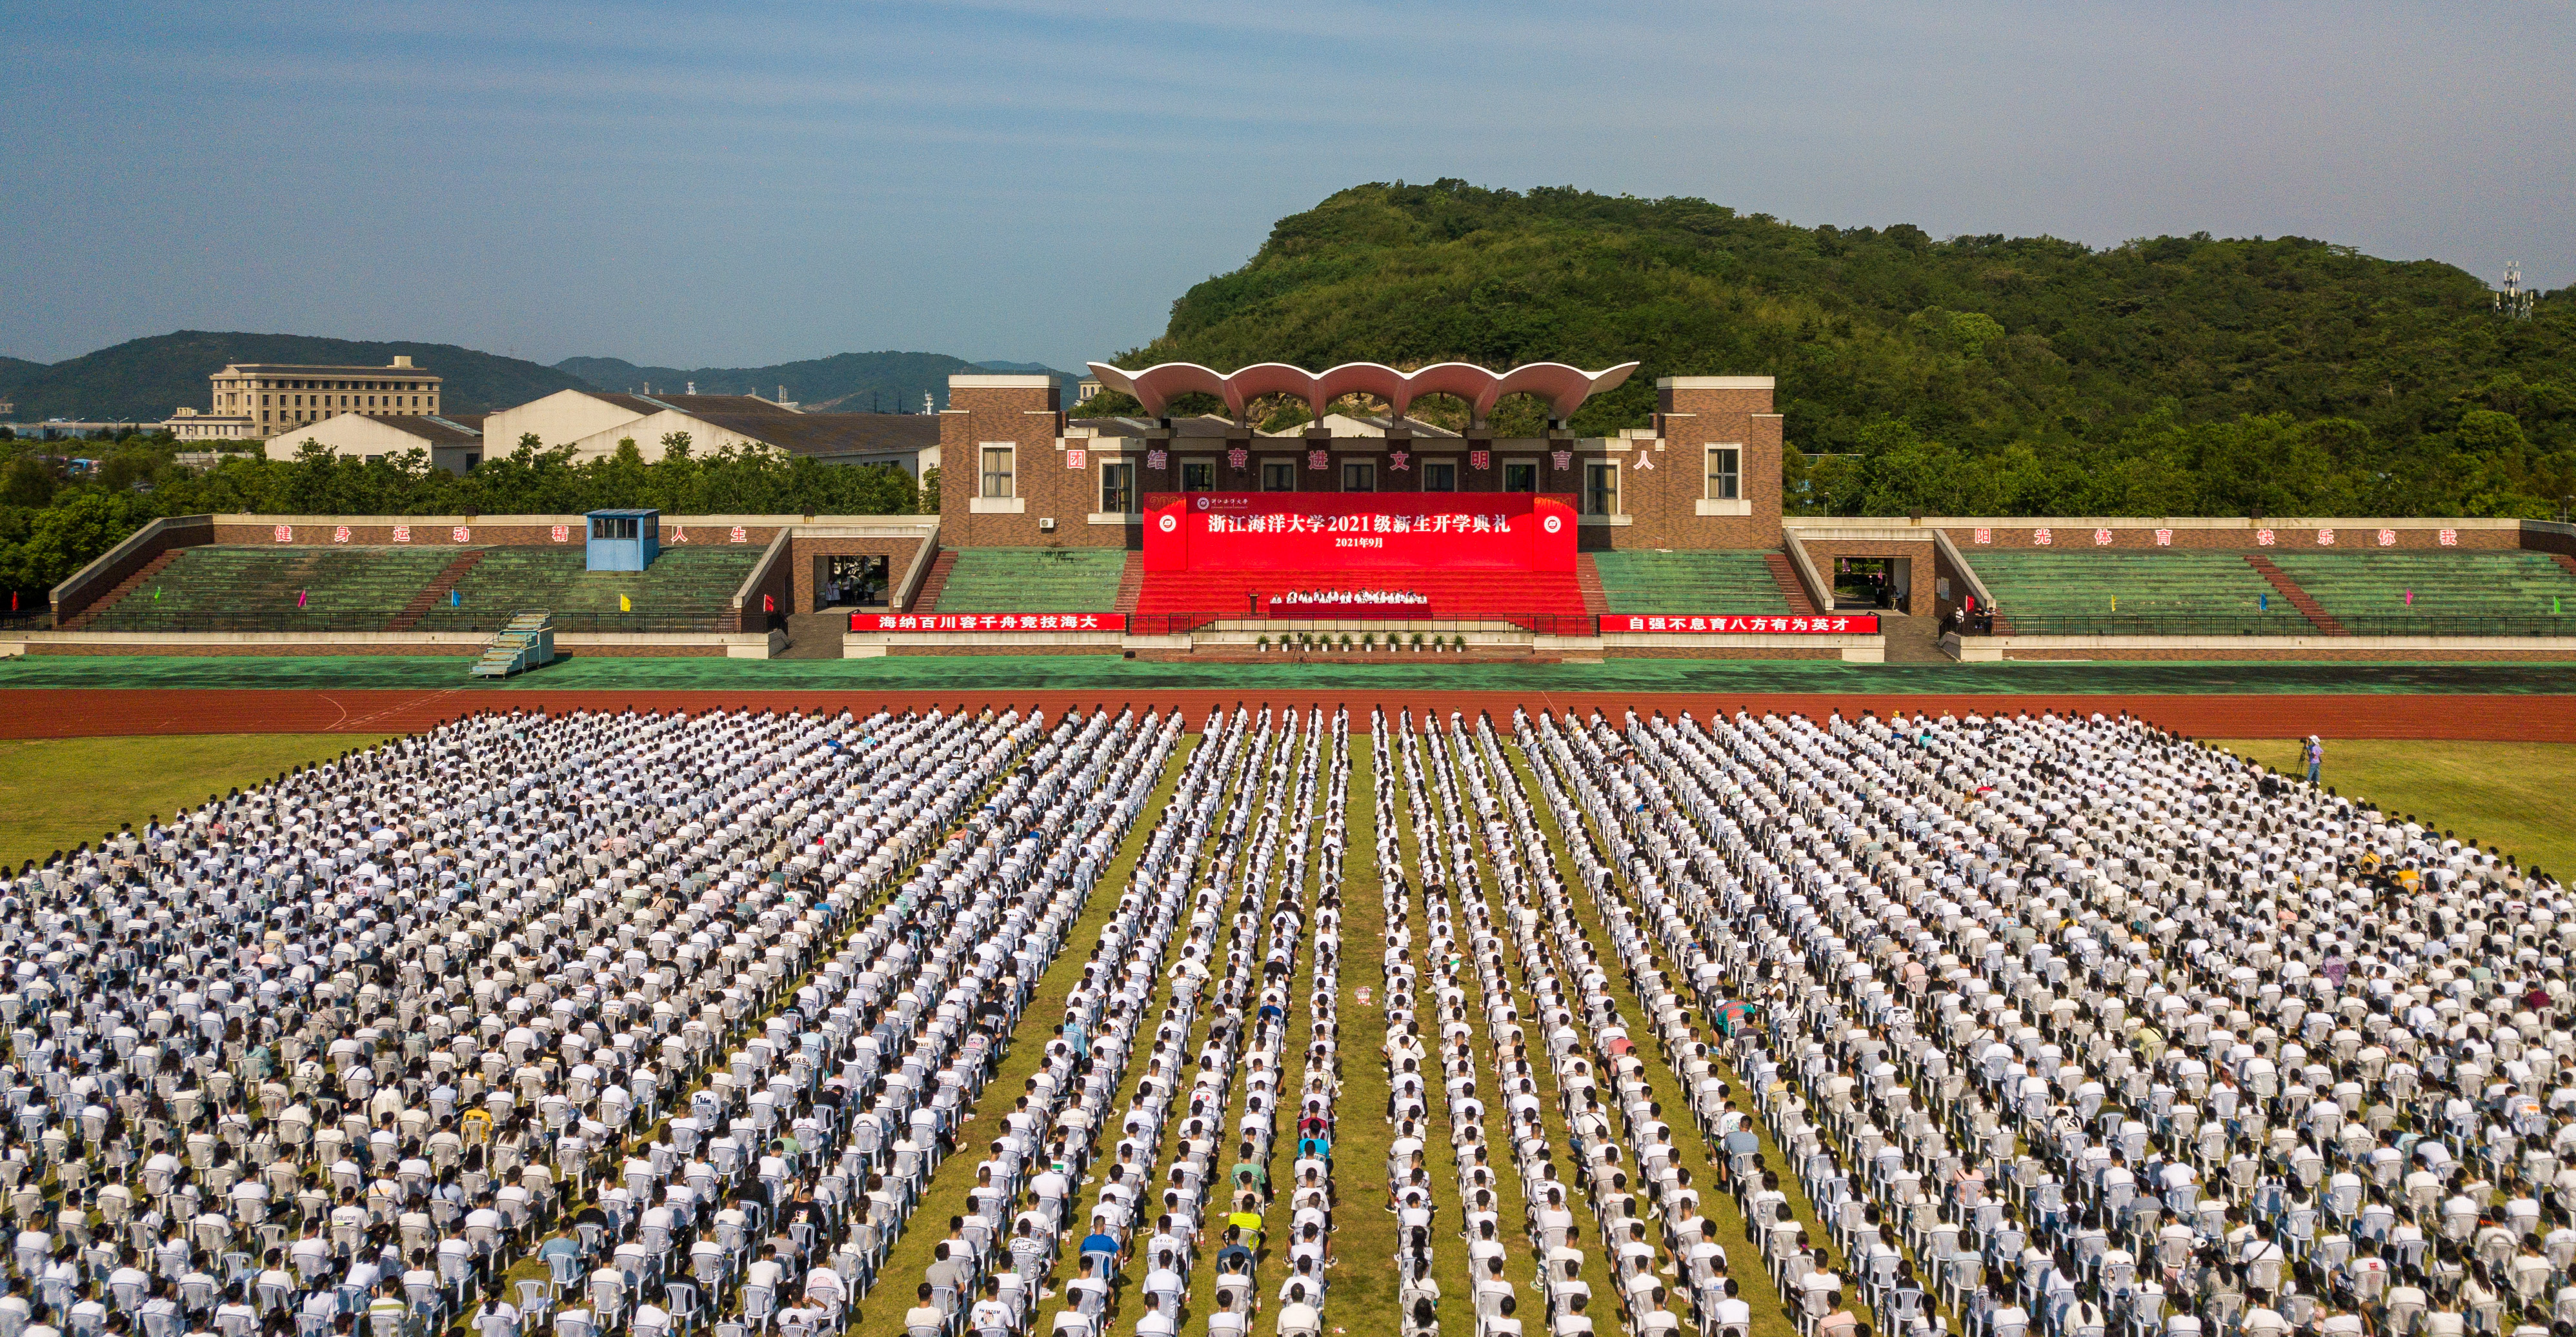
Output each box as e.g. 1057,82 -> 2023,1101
1085,359 -> 1639,428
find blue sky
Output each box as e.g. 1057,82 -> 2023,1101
3,1 -> 2568,373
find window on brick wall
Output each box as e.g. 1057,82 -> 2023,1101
980,445 -> 1014,498
1099,461 -> 1135,514
1706,445 -> 1741,501
1583,461 -> 1619,515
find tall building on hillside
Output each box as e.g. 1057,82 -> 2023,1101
166,356 -> 444,441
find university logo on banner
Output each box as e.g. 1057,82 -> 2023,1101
2154,528 -> 2173,547
2033,528 -> 2053,546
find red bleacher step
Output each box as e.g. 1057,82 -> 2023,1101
908,550 -> 958,613
2244,554 -> 2348,636
1763,552 -> 1820,616
1574,554 -> 1609,616
1113,551 -> 1145,615
2553,553 -> 2576,580
386,548 -> 488,632
63,549 -> 181,629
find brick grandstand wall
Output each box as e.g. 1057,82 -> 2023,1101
940,383 -> 1092,548
1630,381 -> 1782,552
785,537 -> 926,613
1794,538 -> 1937,616
206,518 -> 792,548
1940,521 -> 2522,552
52,514 -> 215,625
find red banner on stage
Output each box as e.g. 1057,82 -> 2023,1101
854,612 -> 1125,632
1143,492 -> 1576,572
1600,614 -> 1879,634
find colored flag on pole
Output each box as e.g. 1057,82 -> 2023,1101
296,590 -> 307,608
763,594 -> 775,614
619,594 -> 632,612
450,589 -> 461,607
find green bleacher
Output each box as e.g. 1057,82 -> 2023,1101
2268,551 -> 2576,630
1967,550 -> 2304,633
413,547 -> 762,632
934,549 -> 1127,612
1588,552 -> 1792,615
86,547 -> 457,630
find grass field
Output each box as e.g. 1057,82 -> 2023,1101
2208,738 -> 2576,881
0,732 -> 390,866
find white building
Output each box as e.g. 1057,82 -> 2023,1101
482,388 -> 939,475
261,412 -> 486,474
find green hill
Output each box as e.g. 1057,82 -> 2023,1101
557,352 -> 1079,412
1096,180 -> 2576,517
6,332 -> 590,423
0,357 -> 43,398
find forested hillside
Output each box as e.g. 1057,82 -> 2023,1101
1086,181 -> 2575,516
5,332 -> 589,422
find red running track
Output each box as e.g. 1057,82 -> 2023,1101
3,688 -> 2573,741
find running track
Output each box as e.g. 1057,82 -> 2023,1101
3,688 -> 2572,740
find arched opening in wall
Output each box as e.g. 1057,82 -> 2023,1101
1403,391 -> 1474,434
1249,393 -> 1312,434
1482,392 -> 1556,439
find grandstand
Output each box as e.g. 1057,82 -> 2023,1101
1967,549 -> 2304,632
930,548 -> 1127,612
412,546 -> 763,630
1131,568 -> 1589,622
78,545 -> 461,631
2268,550 -> 2576,630
1588,550 -> 1793,615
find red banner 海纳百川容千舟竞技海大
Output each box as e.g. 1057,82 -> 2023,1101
1142,492 -> 1577,572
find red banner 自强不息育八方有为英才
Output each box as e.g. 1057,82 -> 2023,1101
1142,492 -> 1578,573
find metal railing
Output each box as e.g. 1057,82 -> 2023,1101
65,609 -> 741,634
1125,612 -> 1604,637
1971,612 -> 2576,638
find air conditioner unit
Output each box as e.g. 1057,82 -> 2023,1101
1039,517 -> 1056,532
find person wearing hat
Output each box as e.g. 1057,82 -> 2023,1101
2306,736 -> 2324,785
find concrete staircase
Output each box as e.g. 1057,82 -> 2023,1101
1574,554 -> 1610,616
385,549 -> 487,632
1877,613 -> 1951,663
2244,554 -> 2348,635
907,550 -> 958,612
1113,552 -> 1145,614
1764,552 -> 1822,616
778,610 -> 849,659
63,550 -> 180,629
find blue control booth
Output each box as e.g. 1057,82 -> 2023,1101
585,508 -> 661,572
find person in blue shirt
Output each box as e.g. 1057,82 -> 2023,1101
1079,1230 -> 1120,1279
